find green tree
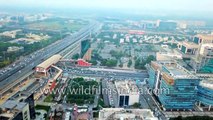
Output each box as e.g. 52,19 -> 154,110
72,53 -> 80,60
127,59 -> 132,67
131,103 -> 141,108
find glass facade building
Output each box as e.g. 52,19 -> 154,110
148,61 -> 200,110
147,64 -> 157,89
197,80 -> 213,111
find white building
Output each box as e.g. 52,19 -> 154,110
156,52 -> 182,61
7,46 -> 24,53
119,38 -> 124,44
99,108 -> 158,120
114,81 -> 139,107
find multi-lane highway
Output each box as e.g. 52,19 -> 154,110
64,66 -> 148,80
0,22 -> 101,94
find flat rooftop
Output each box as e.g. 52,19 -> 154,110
1,100 -> 27,110
199,80 -> 213,90
115,80 -> 139,95
152,61 -> 197,79
181,41 -> 199,48
37,54 -> 62,69
99,108 -> 158,120
10,91 -> 32,102
196,34 -> 213,41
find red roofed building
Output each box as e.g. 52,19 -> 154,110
77,59 -> 91,67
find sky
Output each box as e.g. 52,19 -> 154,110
0,0 -> 213,19
1,0 -> 213,12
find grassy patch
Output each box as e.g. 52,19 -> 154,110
35,105 -> 50,112
44,94 -> 54,102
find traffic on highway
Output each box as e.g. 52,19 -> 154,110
0,22 -> 100,93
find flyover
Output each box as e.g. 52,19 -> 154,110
0,22 -> 101,96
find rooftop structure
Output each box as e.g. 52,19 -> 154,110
156,52 -> 182,61
180,41 -> 199,49
99,108 -> 158,120
151,60 -> 197,80
115,80 -> 139,95
37,54 -> 62,70
1,100 -> 27,110
178,41 -> 199,55
0,100 -> 30,120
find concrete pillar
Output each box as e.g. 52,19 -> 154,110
208,105 -> 211,111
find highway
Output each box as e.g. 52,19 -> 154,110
64,66 -> 148,80
0,22 -> 101,94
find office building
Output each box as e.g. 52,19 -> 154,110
158,21 -> 177,31
193,34 -> 213,45
81,39 -> 91,59
0,100 -> 30,120
190,44 -> 213,72
177,41 -> 199,55
197,79 -> 213,111
114,81 -> 139,107
147,60 -> 200,110
9,92 -> 36,119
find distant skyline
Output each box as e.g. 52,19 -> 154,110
0,0 -> 213,20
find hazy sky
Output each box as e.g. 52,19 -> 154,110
1,0 -> 213,12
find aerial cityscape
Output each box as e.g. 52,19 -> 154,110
0,0 -> 213,120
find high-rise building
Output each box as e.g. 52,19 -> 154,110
9,92 -> 36,119
158,21 -> 177,31
193,34 -> 213,45
114,81 -> 139,107
190,44 -> 213,72
147,60 -> 200,110
0,100 -> 30,120
81,39 -> 91,59
197,80 -> 213,111
177,41 -> 199,56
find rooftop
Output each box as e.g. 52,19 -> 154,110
151,60 -> 197,79
99,108 -> 158,120
196,34 -> 213,40
156,52 -> 182,61
10,91 -> 32,102
115,80 -> 139,95
181,41 -> 199,48
199,80 -> 213,90
37,54 -> 62,69
1,100 -> 27,110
